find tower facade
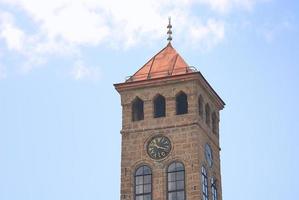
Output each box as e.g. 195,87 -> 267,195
114,43 -> 225,200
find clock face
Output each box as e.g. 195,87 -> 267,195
205,144 -> 213,167
147,135 -> 171,160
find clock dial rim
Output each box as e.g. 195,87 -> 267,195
146,135 -> 172,160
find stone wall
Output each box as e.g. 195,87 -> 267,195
118,78 -> 222,200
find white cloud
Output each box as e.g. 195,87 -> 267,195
0,10 -> 80,72
0,0 -> 267,75
70,61 -> 100,81
0,0 -> 227,50
0,12 -> 25,51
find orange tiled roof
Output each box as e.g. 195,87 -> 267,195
127,43 -> 196,82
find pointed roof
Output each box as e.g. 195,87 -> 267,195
127,43 -> 196,82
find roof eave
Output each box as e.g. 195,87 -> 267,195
114,72 -> 225,110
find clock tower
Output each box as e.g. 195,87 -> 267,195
114,21 -> 225,200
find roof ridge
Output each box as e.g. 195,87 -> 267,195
170,54 -> 179,75
147,56 -> 156,79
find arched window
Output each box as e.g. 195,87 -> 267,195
211,178 -> 218,200
176,92 -> 188,115
132,97 -> 144,121
205,104 -> 211,126
201,166 -> 208,200
212,112 -> 217,134
198,95 -> 204,117
167,161 -> 185,200
135,165 -> 152,200
154,94 -> 166,118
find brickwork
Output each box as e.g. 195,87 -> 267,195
115,74 -> 224,200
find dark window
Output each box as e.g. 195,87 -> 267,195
198,95 -> 204,117
211,178 -> 218,200
132,97 -> 144,121
205,104 -> 211,126
176,92 -> 188,115
167,161 -> 185,200
154,94 -> 166,118
201,166 -> 208,200
135,165 -> 152,200
212,112 -> 217,134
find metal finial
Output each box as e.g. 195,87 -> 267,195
167,17 -> 172,42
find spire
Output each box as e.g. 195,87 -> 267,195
167,17 -> 172,43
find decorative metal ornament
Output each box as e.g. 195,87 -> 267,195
167,17 -> 172,42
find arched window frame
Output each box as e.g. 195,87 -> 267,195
153,94 -> 166,118
212,111 -> 218,134
201,166 -> 209,200
176,91 -> 188,115
132,97 -> 144,122
211,177 -> 218,200
134,165 -> 152,200
167,161 -> 185,200
198,95 -> 204,117
205,103 -> 211,126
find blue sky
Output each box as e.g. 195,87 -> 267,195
0,0 -> 298,200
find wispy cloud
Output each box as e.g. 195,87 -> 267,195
260,19 -> 293,43
197,0 -> 269,13
190,19 -> 225,50
70,61 -> 100,81
0,63 -> 7,79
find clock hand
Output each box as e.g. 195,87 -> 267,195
158,146 -> 167,150
152,143 -> 167,150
